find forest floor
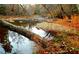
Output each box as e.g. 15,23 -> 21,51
0,15 -> 79,54
35,15 -> 79,54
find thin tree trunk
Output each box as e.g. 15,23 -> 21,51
42,5 -> 53,18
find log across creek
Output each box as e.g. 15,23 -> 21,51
0,20 -> 48,49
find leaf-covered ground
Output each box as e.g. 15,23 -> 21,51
36,31 -> 79,54
35,15 -> 79,54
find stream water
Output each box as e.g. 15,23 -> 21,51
8,26 -> 52,54
0,26 -> 53,54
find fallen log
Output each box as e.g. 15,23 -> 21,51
0,20 -> 47,48
14,18 -> 44,23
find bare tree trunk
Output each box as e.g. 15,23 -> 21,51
0,20 -> 47,49
42,4 -> 53,18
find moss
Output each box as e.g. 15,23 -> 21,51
53,36 -> 63,42
72,48 -> 79,51
53,31 -> 68,42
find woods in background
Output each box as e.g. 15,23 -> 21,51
0,4 -> 78,18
